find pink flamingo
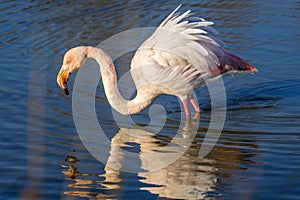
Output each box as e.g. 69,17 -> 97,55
57,5 -> 258,116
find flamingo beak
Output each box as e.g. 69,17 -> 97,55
57,68 -> 70,95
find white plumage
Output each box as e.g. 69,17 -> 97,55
57,5 -> 258,116
132,5 -> 225,74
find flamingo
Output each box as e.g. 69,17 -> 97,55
57,5 -> 258,116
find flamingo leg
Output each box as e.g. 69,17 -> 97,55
183,99 -> 190,116
190,96 -> 201,113
193,112 -> 200,120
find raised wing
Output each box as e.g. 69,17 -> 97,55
134,5 -> 226,74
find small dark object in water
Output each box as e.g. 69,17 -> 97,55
65,155 -> 79,163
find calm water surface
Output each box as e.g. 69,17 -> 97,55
1,0 -> 300,199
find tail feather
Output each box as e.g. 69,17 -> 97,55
226,52 -> 258,72
216,52 -> 258,75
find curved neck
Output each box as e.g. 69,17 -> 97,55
86,46 -> 157,115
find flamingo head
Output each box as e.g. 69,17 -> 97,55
57,46 -> 88,95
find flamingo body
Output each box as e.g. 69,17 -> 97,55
57,5 -> 258,116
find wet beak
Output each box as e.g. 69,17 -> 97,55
57,68 -> 70,95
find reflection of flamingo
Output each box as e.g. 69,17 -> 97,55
61,123 -> 260,199
105,126 -> 217,199
57,5 -> 258,116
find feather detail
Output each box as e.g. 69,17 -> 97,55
137,5 -> 224,74
131,5 -> 258,99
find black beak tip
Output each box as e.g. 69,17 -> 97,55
64,88 -> 69,95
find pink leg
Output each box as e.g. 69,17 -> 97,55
190,97 -> 201,113
183,99 -> 190,116
193,112 -> 200,120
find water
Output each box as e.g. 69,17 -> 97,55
1,0 -> 300,199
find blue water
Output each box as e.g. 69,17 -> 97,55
1,1 -> 300,199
